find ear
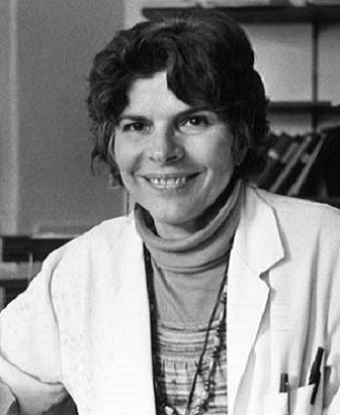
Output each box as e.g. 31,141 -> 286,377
107,133 -> 124,187
233,124 -> 250,167
107,133 -> 116,164
234,143 -> 248,167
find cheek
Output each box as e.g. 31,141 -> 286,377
203,125 -> 235,173
207,140 -> 235,177
114,136 -> 135,174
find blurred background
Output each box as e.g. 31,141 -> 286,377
0,0 -> 340,306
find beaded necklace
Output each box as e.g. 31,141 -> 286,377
143,244 -> 228,415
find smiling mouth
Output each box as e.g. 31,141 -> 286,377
145,174 -> 198,189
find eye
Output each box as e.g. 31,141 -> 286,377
178,112 -> 216,134
122,122 -> 145,132
184,115 -> 209,128
118,120 -> 151,135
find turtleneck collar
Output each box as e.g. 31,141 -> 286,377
134,178 -> 244,274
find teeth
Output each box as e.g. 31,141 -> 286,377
149,177 -> 188,188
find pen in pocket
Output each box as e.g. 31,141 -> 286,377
308,347 -> 324,405
279,373 -> 290,415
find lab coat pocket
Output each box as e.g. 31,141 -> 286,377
265,384 -> 322,415
264,391 -> 289,415
291,384 -> 322,415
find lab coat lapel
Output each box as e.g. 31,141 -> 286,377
227,252 -> 269,412
227,187 -> 285,413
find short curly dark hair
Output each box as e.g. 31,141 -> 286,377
87,9 -> 270,185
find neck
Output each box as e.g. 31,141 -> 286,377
154,219 -> 201,240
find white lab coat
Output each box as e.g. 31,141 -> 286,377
1,186 -> 340,415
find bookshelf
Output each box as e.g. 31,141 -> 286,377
1,235 -> 71,263
268,101 -> 340,114
142,5 -> 340,23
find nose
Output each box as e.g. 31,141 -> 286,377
148,126 -> 184,163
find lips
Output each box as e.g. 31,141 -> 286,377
143,173 -> 199,189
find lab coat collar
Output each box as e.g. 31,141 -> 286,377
233,185 -> 285,275
227,186 -> 285,413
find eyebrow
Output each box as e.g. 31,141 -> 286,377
176,107 -> 213,119
117,107 -> 213,123
117,115 -> 148,123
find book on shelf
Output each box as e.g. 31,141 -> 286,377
315,126 -> 340,197
256,133 -> 293,189
255,131 -> 327,197
287,133 -> 326,196
270,133 -> 317,194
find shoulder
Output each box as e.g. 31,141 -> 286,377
47,214 -> 138,264
43,215 -> 139,272
241,184 -> 340,266
28,214 -> 142,309
246,185 -> 340,237
75,214 -> 137,247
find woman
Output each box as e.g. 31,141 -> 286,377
1,9 -> 340,415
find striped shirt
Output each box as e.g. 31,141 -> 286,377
154,313 -> 227,415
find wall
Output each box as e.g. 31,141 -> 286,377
0,1 -> 18,234
0,0 -> 125,236
319,24 -> 340,131
245,22 -> 314,135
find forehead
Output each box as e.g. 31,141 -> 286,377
122,71 -> 191,117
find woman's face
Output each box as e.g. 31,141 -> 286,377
114,71 -> 236,239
